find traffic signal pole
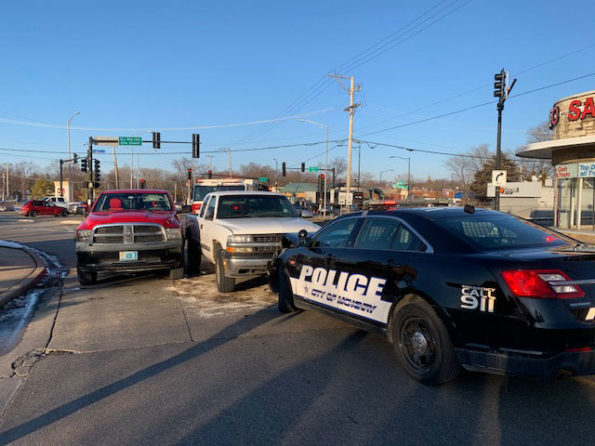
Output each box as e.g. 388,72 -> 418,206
88,137 -> 94,205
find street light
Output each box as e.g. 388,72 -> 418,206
66,111 -> 80,201
390,155 -> 411,205
297,118 -> 329,217
379,169 -> 393,183
273,158 -> 278,191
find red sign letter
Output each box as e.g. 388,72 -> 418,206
568,99 -> 581,121
581,97 -> 595,119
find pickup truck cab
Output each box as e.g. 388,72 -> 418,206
198,191 -> 319,292
75,189 -> 184,285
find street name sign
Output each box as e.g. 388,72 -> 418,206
119,136 -> 142,146
308,166 -> 319,172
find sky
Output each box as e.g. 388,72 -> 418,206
1,0 -> 594,183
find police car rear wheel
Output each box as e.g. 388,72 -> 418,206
392,301 -> 460,385
278,270 -> 297,313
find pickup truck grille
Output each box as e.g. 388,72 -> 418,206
252,234 -> 283,244
93,224 -> 164,244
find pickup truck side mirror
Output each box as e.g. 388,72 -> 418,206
178,205 -> 192,214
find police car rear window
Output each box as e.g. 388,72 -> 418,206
440,215 -> 569,250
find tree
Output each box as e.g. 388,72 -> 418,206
516,121 -> 554,181
470,153 -> 521,198
30,178 -> 53,199
445,144 -> 491,196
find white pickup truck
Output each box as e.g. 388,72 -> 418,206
197,191 -> 320,292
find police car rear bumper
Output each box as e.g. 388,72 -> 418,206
456,348 -> 595,378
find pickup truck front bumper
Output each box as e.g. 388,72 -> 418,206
220,250 -> 271,278
76,240 -> 183,273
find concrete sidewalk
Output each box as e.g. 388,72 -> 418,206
0,246 -> 46,307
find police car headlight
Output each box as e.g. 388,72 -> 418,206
228,235 -> 253,244
77,229 -> 93,242
166,228 -> 183,240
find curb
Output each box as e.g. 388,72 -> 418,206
0,247 -> 47,307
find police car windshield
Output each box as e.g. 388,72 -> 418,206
193,185 -> 245,201
439,214 -> 571,251
217,195 -> 297,218
95,193 -> 172,211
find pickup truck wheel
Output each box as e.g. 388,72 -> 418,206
169,267 -> 184,280
216,255 -> 235,293
187,239 -> 201,275
278,269 -> 297,313
77,267 -> 97,286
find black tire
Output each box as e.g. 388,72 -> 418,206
278,268 -> 297,313
77,267 -> 97,286
392,299 -> 460,385
169,267 -> 184,280
29,210 -> 37,217
61,210 -> 68,217
187,238 -> 201,275
215,254 -> 235,293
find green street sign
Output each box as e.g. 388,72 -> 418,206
308,166 -> 319,172
258,177 -> 269,183
119,136 -> 142,146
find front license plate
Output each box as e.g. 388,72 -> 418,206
119,251 -> 138,261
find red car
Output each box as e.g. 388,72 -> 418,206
75,189 -> 185,285
22,200 -> 68,217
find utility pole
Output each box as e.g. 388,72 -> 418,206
493,68 -> 516,211
207,155 -> 215,171
87,137 -> 94,205
112,147 -> 119,189
329,74 -> 360,213
227,148 -> 232,177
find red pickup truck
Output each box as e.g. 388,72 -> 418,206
75,189 -> 185,285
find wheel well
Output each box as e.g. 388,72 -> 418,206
386,293 -> 459,346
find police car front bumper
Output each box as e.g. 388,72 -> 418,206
456,347 -> 595,378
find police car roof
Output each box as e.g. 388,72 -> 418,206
382,206 -> 500,219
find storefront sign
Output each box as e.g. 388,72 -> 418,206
555,164 -> 578,179
487,182 -> 542,198
579,162 -> 595,178
549,97 -> 595,128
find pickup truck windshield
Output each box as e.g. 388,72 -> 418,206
94,193 -> 172,211
217,195 -> 298,218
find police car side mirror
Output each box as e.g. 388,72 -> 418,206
297,229 -> 311,247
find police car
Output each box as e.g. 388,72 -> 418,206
268,206 -> 595,384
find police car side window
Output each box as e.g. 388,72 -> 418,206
355,219 -> 401,250
390,225 -> 426,252
312,218 -> 358,248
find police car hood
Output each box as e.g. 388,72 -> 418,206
218,217 -> 319,235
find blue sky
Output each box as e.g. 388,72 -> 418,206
1,0 -> 594,182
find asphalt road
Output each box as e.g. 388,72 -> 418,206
0,213 -> 594,445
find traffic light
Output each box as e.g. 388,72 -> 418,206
318,173 -> 325,192
208,169 -> 213,179
192,133 -> 200,158
301,162 -> 305,172
81,157 -> 88,172
152,132 -> 161,149
140,179 -> 146,189
73,153 -> 78,164
494,69 -> 506,98
282,162 -> 286,176
94,159 -> 101,182
187,168 -> 192,180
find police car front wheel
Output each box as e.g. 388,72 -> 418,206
278,270 -> 297,313
392,300 -> 460,385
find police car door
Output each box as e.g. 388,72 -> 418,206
292,216 -> 362,307
330,216 -> 423,326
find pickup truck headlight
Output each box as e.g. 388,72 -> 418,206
227,235 -> 253,244
77,229 -> 93,242
166,228 -> 183,240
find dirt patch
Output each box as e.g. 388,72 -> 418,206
166,271 -> 277,318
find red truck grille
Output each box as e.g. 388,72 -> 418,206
93,225 -> 164,244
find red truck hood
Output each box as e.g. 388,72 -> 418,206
78,210 -> 178,230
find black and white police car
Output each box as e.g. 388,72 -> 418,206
268,206 -> 595,384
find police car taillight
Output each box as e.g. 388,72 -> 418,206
501,269 -> 585,299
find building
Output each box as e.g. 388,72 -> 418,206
517,90 -> 595,233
